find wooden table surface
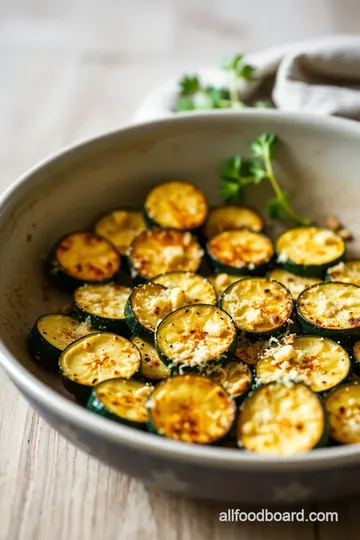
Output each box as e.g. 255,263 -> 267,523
1,1 -> 360,538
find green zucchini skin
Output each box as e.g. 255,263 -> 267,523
47,232 -> 121,292
296,283 -> 360,343
86,378 -> 154,429
124,284 -> 168,343
73,302 -> 130,337
27,313 -> 94,372
28,323 -> 61,372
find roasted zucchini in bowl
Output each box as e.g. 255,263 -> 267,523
296,282 -> 360,342
325,384 -> 360,444
326,260 -> 360,286
256,334 -> 351,393
203,205 -> 263,239
28,314 -> 95,371
152,271 -> 216,305
209,359 -> 252,404
128,228 -> 203,281
87,378 -> 154,428
144,181 -> 208,231
147,374 -> 236,444
275,227 -> 345,278
94,210 -> 146,256
207,229 -> 274,275
237,381 -> 328,455
48,232 -> 121,291
220,277 -> 293,339
60,332 -> 141,403
73,283 -> 132,335
155,304 -> 237,373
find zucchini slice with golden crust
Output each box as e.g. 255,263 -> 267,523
326,260 -> 360,286
28,314 -> 95,371
155,304 -> 237,374
208,273 -> 248,298
203,205 -> 263,239
220,277 -> 293,339
128,229 -> 203,281
152,271 -> 216,305
268,268 -> 322,300
74,283 -> 131,335
237,382 -> 327,455
147,374 -> 236,444
275,227 -> 345,277
256,334 -> 351,393
325,384 -> 360,444
125,283 -> 173,342
87,378 -> 154,428
48,232 -> 121,290
95,210 -> 146,256
60,332 -> 140,403
131,336 -> 170,381
209,359 -> 252,403
297,282 -> 360,341
144,181 -> 208,231
207,230 -> 274,275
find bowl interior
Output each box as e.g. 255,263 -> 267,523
1,111 -> 360,402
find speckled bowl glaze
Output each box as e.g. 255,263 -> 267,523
1,110 -> 360,504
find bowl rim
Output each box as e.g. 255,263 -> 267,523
2,109 -> 360,471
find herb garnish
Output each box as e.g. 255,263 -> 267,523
175,54 -> 271,112
219,133 -> 311,225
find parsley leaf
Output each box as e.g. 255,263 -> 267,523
179,75 -> 201,96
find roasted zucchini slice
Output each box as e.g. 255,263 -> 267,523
128,229 -> 203,280
297,282 -> 360,341
94,210 -> 146,256
268,268 -> 322,300
235,336 -> 269,366
155,304 -> 237,373
325,384 -> 360,444
28,314 -> 95,371
147,375 -> 236,444
125,283 -> 176,342
256,335 -> 351,393
144,181 -> 208,231
74,283 -> 131,335
60,332 -> 141,403
131,336 -> 170,381
87,378 -> 154,428
207,230 -> 274,275
275,227 -> 345,277
203,206 -> 263,239
326,260 -> 360,286
209,359 -> 252,403
208,273 -> 248,298
237,382 -> 327,455
48,232 -> 121,290
352,341 -> 360,376
152,271 -> 216,305
220,277 -> 293,339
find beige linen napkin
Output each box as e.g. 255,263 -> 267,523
132,35 -> 360,123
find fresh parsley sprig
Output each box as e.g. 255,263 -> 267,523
219,133 -> 311,225
175,53 -> 259,112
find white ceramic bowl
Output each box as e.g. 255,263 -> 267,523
1,110 -> 360,504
